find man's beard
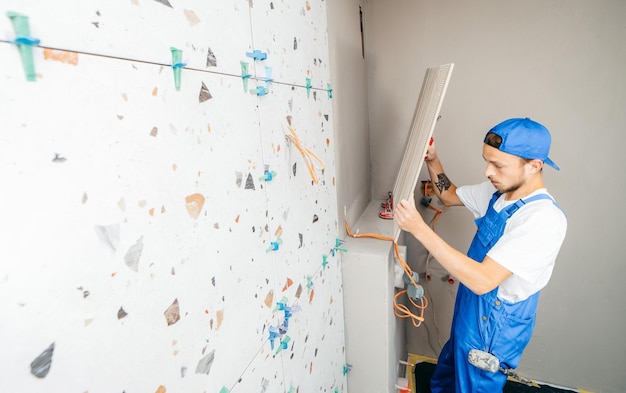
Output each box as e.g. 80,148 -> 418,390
499,180 -> 523,194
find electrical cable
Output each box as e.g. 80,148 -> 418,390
344,219 -> 428,327
427,204 -> 442,228
285,127 -> 326,184
423,253 -> 444,353
423,181 -> 443,229
422,181 -> 445,350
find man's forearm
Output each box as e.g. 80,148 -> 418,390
426,158 -> 457,205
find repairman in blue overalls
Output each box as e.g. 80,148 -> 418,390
395,118 -> 567,393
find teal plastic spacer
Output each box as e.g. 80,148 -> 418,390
262,66 -> 273,87
333,239 -> 348,255
170,47 -> 184,91
275,335 -> 291,355
7,12 -> 38,81
240,61 -> 252,92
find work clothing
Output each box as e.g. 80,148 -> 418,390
430,190 -> 564,393
457,182 -> 566,302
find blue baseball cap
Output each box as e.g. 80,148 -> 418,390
486,117 -> 560,170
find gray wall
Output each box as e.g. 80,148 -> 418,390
327,0 -> 372,234
331,0 -> 626,392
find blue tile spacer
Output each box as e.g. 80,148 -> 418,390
260,170 -> 276,181
14,36 -> 40,45
250,85 -> 268,96
268,325 -> 280,350
245,49 -> 267,61
266,237 -> 282,252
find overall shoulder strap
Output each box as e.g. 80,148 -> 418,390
504,193 -> 564,217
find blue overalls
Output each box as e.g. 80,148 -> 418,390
431,192 -> 558,393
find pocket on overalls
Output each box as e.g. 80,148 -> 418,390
489,312 -> 535,369
475,223 -> 496,248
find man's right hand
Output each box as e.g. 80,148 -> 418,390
425,137 -> 438,161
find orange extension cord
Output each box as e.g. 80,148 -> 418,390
344,219 -> 428,327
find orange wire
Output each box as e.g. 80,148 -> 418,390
428,204 -> 442,228
285,127 -> 325,184
345,219 -> 428,327
394,290 -> 428,327
424,180 -> 442,228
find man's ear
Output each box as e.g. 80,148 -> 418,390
529,159 -> 544,173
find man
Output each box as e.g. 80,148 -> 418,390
394,118 -> 567,392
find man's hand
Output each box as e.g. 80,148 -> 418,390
425,137 -> 438,161
394,192 -> 427,235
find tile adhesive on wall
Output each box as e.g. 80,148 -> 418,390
0,1 -> 346,392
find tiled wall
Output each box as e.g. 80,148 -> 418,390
0,1 -> 346,392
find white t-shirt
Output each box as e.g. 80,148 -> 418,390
456,181 -> 567,303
